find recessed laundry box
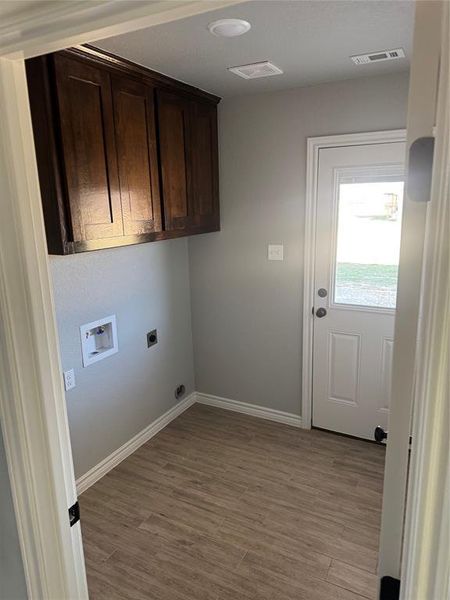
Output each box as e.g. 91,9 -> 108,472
80,315 -> 118,367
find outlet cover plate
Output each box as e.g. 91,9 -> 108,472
268,244 -> 284,261
63,369 -> 76,391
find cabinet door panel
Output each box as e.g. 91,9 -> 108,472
157,90 -> 191,230
189,100 -> 219,229
112,76 -> 162,236
54,54 -> 123,241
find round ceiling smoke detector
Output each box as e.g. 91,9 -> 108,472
208,19 -> 251,38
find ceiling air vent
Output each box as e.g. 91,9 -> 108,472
228,61 -> 283,79
351,48 -> 406,65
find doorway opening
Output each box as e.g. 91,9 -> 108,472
1,2 -> 447,600
306,135 -> 406,440
302,131 -> 406,440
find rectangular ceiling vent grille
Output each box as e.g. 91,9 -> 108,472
351,48 -> 406,65
228,61 -> 283,79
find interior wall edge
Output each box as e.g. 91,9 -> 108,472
0,424 -> 28,599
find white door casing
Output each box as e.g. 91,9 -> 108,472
312,142 -> 405,440
379,0 -> 443,587
0,1 -> 448,598
0,56 -> 87,600
401,4 -> 450,596
0,1 -> 241,598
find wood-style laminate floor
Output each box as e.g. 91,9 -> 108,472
80,404 -> 385,600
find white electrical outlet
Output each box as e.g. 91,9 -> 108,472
268,244 -> 284,261
63,369 -> 76,391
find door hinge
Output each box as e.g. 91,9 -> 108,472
69,501 -> 80,527
379,576 -> 400,600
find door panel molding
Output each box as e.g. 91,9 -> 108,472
302,129 -> 406,431
380,337 -> 394,412
327,331 -> 361,406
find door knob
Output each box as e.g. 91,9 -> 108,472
315,307 -> 327,318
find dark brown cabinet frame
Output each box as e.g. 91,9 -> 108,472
26,45 -> 220,255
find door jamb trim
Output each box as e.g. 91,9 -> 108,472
302,129 -> 407,430
0,2 -> 241,598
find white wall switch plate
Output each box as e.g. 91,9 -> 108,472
63,369 -> 76,391
80,315 -> 118,367
268,244 -> 284,261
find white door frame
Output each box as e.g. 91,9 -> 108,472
379,0 -> 443,588
0,1 -> 448,599
0,1 -> 241,598
301,128 -> 406,430
401,5 -> 450,595
302,1 -> 448,595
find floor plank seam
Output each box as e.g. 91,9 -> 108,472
80,404 -> 383,600
235,549 -> 248,571
327,577 -> 374,600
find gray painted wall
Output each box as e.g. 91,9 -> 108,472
189,72 -> 410,416
51,238 -> 194,478
51,72 -> 409,479
0,426 -> 28,600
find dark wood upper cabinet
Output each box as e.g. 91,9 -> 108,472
157,90 -> 191,232
189,99 -> 220,231
53,54 -> 123,244
111,76 -> 162,236
157,91 -> 220,235
26,46 -> 220,254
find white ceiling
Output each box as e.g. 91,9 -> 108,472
95,0 -> 414,98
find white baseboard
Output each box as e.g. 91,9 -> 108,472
76,392 -> 196,494
76,391 -> 302,494
195,392 -> 302,428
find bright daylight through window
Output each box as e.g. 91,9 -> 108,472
334,180 -> 404,309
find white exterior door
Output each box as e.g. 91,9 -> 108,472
312,142 -> 405,439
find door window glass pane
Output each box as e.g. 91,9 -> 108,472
334,181 -> 404,308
